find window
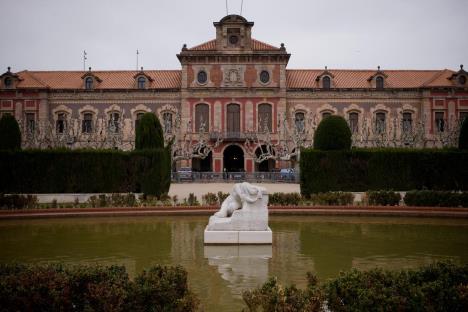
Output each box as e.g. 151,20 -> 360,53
295,112 -> 305,133
258,104 -> 272,132
435,112 -> 445,132
26,113 -> 35,134
376,76 -> 384,90
460,112 -> 468,123
137,77 -> 146,89
4,77 -> 12,88
195,104 -> 209,132
459,75 -> 467,85
226,104 -> 240,133
163,112 -> 173,134
260,71 -> 270,84
135,112 -> 145,130
348,112 -> 359,133
322,76 -> 331,90
197,71 -> 207,84
402,112 -> 412,133
227,28 -> 240,46
85,77 -> 93,90
82,112 -> 93,133
375,112 -> 386,133
108,112 -> 120,133
56,113 -> 67,134
322,112 -> 332,119
229,35 -> 239,44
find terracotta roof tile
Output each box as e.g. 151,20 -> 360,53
287,69 -> 452,89
16,70 -> 181,89
188,38 -> 280,51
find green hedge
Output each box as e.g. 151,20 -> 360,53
404,190 -> 468,207
0,149 -> 171,196
0,263 -> 198,312
301,148 -> 468,195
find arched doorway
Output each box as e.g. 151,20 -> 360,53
223,145 -> 244,172
255,145 -> 275,172
192,151 -> 212,172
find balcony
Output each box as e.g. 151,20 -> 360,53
210,131 -> 246,141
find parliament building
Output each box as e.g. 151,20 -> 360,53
1,15 -> 467,173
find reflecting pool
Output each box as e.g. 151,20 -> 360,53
1,216 -> 468,311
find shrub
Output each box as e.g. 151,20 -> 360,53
313,115 -> 352,150
0,149 -> 170,197
459,117 -> 468,149
0,194 -> 37,209
0,263 -> 199,312
308,192 -> 354,205
367,190 -> 401,206
135,113 -> 164,150
269,192 -> 302,206
325,261 -> 468,312
217,191 -> 229,204
185,193 -> 199,206
0,114 -> 21,151
202,192 -> 218,205
242,274 -> 323,312
300,148 -> 468,195
404,190 -> 468,207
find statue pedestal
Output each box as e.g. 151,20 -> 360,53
204,228 -> 272,244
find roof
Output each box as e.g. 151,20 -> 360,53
287,69 -> 456,89
188,38 -> 280,51
14,70 -> 181,89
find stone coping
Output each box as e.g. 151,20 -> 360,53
0,205 -> 468,219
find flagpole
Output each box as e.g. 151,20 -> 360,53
83,50 -> 87,71
136,50 -> 139,71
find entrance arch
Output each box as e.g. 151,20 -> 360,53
192,151 -> 212,172
223,145 -> 244,172
255,145 -> 275,172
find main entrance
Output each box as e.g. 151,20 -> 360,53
223,145 -> 244,172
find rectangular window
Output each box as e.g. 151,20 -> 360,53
108,112 -> 120,133
460,112 -> 468,124
163,112 -> 173,134
82,113 -> 93,133
295,112 -> 305,133
348,112 -> 359,133
435,112 -> 445,132
56,113 -> 66,134
375,112 -> 386,133
26,113 -> 35,134
402,112 -> 412,133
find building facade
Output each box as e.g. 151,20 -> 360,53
1,15 -> 467,173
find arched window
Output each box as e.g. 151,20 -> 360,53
295,112 -> 305,133
402,112 -> 412,133
85,77 -> 93,90
322,76 -> 331,90
258,104 -> 272,132
226,104 -> 240,134
435,112 -> 445,132
348,112 -> 359,133
56,112 -> 67,134
163,112 -> 173,134
137,77 -> 146,89
459,75 -> 467,85
108,112 -> 120,133
195,104 -> 209,132
376,76 -> 384,90
82,112 -> 93,133
375,112 -> 386,133
322,111 -> 332,119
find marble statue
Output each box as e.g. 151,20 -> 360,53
204,182 -> 272,244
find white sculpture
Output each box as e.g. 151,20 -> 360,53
204,182 -> 272,244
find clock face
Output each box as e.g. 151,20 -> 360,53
229,35 -> 239,45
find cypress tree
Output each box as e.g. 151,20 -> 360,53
313,115 -> 352,150
459,117 -> 468,149
135,113 -> 164,150
0,114 -> 21,150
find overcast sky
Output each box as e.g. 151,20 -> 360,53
1,0 -> 467,72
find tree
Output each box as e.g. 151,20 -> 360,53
313,115 -> 352,150
135,113 -> 164,150
0,114 -> 21,150
459,117 -> 468,149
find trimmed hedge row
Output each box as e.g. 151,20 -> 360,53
405,190 -> 468,207
0,263 -> 198,312
243,262 -> 468,312
0,149 -> 171,196
301,148 -> 468,195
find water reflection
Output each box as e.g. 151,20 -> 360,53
204,245 -> 271,298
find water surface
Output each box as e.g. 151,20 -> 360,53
1,216 -> 467,311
